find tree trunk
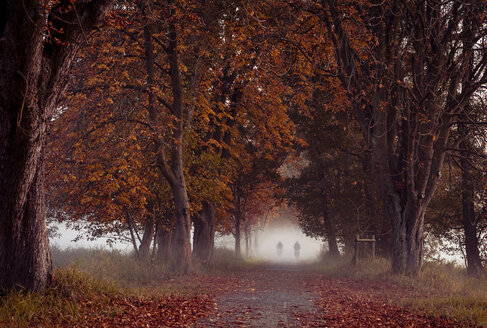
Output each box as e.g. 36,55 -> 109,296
157,226 -> 173,263
404,203 -> 426,275
343,235 -> 355,258
245,228 -> 250,257
138,216 -> 155,262
0,148 -> 52,290
459,124 -> 483,277
460,169 -> 483,277
0,0 -> 113,290
235,214 -> 242,257
321,191 -> 340,258
170,181 -> 192,273
458,26 -> 483,277
193,202 -> 215,265
141,8 -> 192,273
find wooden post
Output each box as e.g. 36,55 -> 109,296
353,235 -> 376,266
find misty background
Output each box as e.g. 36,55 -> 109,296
50,217 -> 324,262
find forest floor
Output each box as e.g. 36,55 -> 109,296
1,251 -> 482,327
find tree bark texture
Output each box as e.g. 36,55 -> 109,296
0,0 -> 113,290
193,202 -> 216,265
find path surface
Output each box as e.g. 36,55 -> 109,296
192,263 -> 466,328
195,264 -> 324,327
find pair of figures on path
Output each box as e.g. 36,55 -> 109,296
276,241 -> 300,258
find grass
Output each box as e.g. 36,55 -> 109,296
0,267 -> 120,327
315,255 -> 487,326
51,246 -> 174,287
407,262 -> 487,326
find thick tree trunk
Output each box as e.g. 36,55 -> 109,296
0,147 -> 52,290
138,216 -> 155,262
386,191 -> 429,275
157,226 -> 173,263
170,181 -> 192,273
387,198 -> 406,273
343,235 -> 355,258
193,202 -> 215,265
404,203 -> 426,275
321,191 -> 340,258
0,0 -> 113,290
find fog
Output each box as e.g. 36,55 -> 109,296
51,218 -> 324,263
213,218 -> 324,263
252,219 -> 323,262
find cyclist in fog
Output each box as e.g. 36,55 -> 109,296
294,241 -> 301,259
276,241 -> 283,257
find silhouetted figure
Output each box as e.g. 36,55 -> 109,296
294,241 -> 301,259
276,241 -> 283,257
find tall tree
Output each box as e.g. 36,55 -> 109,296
0,0 -> 114,290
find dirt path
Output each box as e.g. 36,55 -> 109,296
195,264 -> 324,327
192,263 -> 467,328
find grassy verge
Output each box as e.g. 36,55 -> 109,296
0,267 -> 120,327
51,246 -> 174,287
315,256 -> 487,326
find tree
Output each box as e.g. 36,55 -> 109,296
0,0 -> 114,290
314,0 -> 487,275
427,98 -> 487,277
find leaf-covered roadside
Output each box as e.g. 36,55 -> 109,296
305,277 -> 467,327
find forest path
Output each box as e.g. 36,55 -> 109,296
192,262 -> 467,328
194,263 -> 323,327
